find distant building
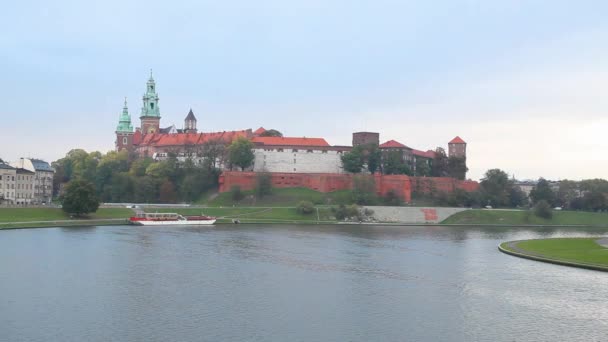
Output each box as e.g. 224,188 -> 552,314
15,168 -> 35,205
352,132 -> 380,146
448,136 -> 467,158
0,163 -> 16,204
11,158 -> 54,205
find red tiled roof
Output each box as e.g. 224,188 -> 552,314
379,140 -> 408,149
252,136 -> 330,147
253,127 -> 266,135
449,136 -> 466,144
133,131 -> 142,145
413,149 -> 436,159
138,130 -> 252,147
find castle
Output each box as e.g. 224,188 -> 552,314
115,74 -> 473,200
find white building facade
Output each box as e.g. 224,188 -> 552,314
0,163 -> 17,204
251,136 -> 350,174
11,158 -> 54,205
15,169 -> 35,205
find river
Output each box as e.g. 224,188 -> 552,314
1,224 -> 607,341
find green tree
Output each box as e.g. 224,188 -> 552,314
228,137 -> 255,171
508,186 -> 528,208
341,146 -> 364,173
383,150 -> 410,175
556,180 -> 579,208
159,180 -> 177,203
431,147 -> 449,177
255,173 -> 272,198
296,201 -> 315,214
415,158 -> 431,177
530,178 -> 556,206
352,175 -> 377,205
259,129 -> 283,137
61,179 -> 100,217
479,169 -> 512,207
447,156 -> 468,180
231,185 -> 244,202
533,200 -> 553,219
366,144 -> 382,174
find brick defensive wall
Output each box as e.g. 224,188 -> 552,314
219,172 -> 479,203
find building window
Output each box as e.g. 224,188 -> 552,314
151,103 -> 154,109
294,159 -> 296,164
123,137 -> 127,145
292,149 -> 298,153
322,150 -> 328,154
307,150 -> 313,153
277,148 -> 284,152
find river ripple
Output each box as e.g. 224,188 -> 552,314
1,224 -> 607,341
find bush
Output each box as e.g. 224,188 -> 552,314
383,190 -> 402,206
296,201 -> 315,215
255,173 -> 272,198
230,185 -> 244,202
533,200 -> 553,219
331,204 -> 374,221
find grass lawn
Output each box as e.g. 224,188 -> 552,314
442,209 -> 608,226
207,187 -> 353,207
145,206 -> 335,223
0,207 -> 133,223
502,238 -> 608,267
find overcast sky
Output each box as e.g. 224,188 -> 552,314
1,0 -> 607,181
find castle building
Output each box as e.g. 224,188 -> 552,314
114,73 -> 468,179
448,136 -> 466,158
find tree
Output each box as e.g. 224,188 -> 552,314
341,147 -> 364,173
383,150 -> 410,175
259,129 -> 283,137
159,180 -> 177,203
352,175 -> 377,205
556,180 -> 578,209
508,186 -> 528,208
296,201 -> 315,214
255,173 -> 272,198
533,200 -> 553,219
366,144 -> 382,174
530,178 -> 555,206
479,169 -> 512,207
61,179 -> 100,216
228,137 -> 255,171
231,185 -> 244,202
431,147 -> 449,177
447,156 -> 468,180
415,158 -> 431,177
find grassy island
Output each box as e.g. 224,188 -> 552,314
499,238 -> 608,271
442,209 -> 608,226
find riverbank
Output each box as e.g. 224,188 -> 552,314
442,209 -> 608,226
0,208 -> 132,229
499,238 -> 608,272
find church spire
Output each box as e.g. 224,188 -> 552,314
116,98 -> 133,133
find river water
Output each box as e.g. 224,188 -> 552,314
1,224 -> 607,341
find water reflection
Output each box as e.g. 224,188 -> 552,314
0,224 -> 607,342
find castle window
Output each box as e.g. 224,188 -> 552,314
151,103 -> 154,109
123,137 -> 127,145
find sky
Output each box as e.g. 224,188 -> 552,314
1,0 -> 607,181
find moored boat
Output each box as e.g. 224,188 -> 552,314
129,212 -> 216,226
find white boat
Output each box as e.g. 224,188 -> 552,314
129,212 -> 216,226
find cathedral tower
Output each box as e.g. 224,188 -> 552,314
116,98 -> 134,151
184,109 -> 197,133
140,71 -> 161,134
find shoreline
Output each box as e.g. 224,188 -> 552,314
498,239 -> 608,272
3,220 -> 608,230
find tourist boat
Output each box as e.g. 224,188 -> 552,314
129,212 -> 216,226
